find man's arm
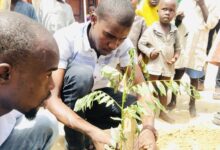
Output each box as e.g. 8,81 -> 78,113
43,69 -> 111,147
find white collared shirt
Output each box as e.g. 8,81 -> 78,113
54,22 -> 137,90
0,110 -> 22,146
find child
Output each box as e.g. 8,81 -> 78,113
138,0 -> 181,123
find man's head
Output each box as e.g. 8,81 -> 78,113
148,0 -> 160,7
0,12 -> 59,119
158,0 -> 176,25
90,0 -> 135,55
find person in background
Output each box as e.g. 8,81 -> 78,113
52,0 -> 156,149
198,20 -> 220,91
136,0 -> 159,27
207,30 -> 220,125
167,11 -> 188,110
38,0 -> 75,33
177,0 -> 219,117
128,0 -> 147,75
139,0 -> 180,123
11,0 -> 37,20
87,5 -> 96,21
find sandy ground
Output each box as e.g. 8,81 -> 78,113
51,64 -> 220,150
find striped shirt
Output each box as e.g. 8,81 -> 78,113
54,22 -> 137,90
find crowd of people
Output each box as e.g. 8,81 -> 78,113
0,0 -> 220,149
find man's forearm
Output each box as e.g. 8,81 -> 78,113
44,97 -> 100,137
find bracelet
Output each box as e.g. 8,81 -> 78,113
141,125 -> 158,141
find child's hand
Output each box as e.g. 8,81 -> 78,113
150,50 -> 160,60
167,57 -> 176,65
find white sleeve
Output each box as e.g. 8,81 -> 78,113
54,29 -> 73,69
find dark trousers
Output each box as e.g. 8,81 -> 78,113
61,63 -> 137,150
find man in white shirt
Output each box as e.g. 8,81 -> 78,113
52,0 -> 156,149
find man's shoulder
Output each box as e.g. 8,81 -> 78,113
54,22 -> 86,38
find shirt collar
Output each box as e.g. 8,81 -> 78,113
82,22 -> 93,52
153,22 -> 177,34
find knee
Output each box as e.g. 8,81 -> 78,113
63,65 -> 94,95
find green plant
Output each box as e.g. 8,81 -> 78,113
74,48 -> 200,149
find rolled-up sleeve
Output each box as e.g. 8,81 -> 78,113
54,30 -> 73,69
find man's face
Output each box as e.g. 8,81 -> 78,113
149,0 -> 159,7
91,16 -> 131,55
158,0 -> 176,24
12,47 -> 58,119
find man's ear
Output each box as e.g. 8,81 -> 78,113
90,12 -> 97,25
0,63 -> 11,83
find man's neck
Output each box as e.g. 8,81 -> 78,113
87,24 -> 100,57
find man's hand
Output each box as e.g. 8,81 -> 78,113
91,129 -> 115,150
150,50 -> 160,60
134,129 -> 157,150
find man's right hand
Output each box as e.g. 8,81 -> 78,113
91,129 -> 115,150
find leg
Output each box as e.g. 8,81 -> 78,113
167,68 -> 185,110
213,67 -> 220,99
0,109 -> 58,150
189,78 -> 197,117
61,63 -> 94,150
158,76 -> 174,123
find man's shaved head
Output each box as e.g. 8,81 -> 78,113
96,0 -> 135,27
0,11 -> 58,68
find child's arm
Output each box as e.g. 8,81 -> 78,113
167,30 -> 181,64
138,28 -> 160,60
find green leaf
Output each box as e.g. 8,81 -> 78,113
148,82 -> 157,95
155,80 -> 166,96
106,100 -> 115,107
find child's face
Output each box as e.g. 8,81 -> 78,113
158,0 -> 176,24
149,0 -> 159,7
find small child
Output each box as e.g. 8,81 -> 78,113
138,0 -> 181,123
